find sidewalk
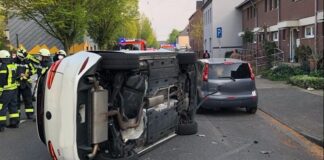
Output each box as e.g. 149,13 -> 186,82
256,78 -> 324,146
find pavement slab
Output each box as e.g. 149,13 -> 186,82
256,78 -> 324,146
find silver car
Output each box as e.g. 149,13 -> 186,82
197,58 -> 258,113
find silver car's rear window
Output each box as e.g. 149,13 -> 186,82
209,63 -> 251,79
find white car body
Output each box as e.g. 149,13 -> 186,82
37,51 -> 199,160
40,52 -> 100,160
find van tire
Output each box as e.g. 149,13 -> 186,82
100,53 -> 139,70
246,107 -> 257,114
176,121 -> 198,135
96,151 -> 138,160
177,53 -> 197,65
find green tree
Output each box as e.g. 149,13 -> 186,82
0,0 -> 89,54
167,29 -> 180,44
190,18 -> 203,53
0,7 -> 8,49
138,15 -> 158,48
87,0 -> 139,49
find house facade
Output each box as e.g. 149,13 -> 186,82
202,0 -> 245,58
237,0 -> 324,62
177,25 -> 191,49
189,1 -> 204,56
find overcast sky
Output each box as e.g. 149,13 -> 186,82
139,0 -> 197,41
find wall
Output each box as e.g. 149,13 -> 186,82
209,0 -> 244,58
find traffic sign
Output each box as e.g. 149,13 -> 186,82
217,27 -> 222,38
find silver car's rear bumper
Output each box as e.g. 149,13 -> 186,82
199,95 -> 258,109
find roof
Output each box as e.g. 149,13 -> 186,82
202,0 -> 212,10
236,0 -> 252,9
8,16 -> 63,51
179,25 -> 189,36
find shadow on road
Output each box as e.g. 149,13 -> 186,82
197,107 -> 252,117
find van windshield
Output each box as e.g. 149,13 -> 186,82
209,63 -> 251,79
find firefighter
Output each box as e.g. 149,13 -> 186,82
16,49 -> 35,119
0,50 -> 19,132
53,50 -> 66,62
37,49 -> 52,76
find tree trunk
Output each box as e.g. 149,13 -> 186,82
62,40 -> 73,55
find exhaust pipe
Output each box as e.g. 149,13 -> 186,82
87,144 -> 99,159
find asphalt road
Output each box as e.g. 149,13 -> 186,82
0,108 -> 322,160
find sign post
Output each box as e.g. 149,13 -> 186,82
216,27 -> 222,49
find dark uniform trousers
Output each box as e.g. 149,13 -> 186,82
18,82 -> 34,117
16,61 -> 35,118
0,90 -> 19,127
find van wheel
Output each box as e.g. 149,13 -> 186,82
100,53 -> 139,70
246,107 -> 257,114
96,151 -> 138,160
177,53 -> 197,65
176,121 -> 198,135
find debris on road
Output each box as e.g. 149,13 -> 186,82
260,150 -> 272,154
253,140 -> 258,144
197,134 -> 206,137
307,87 -> 315,91
211,141 -> 217,144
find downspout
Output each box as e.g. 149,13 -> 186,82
249,0 -> 258,73
314,0 -> 318,66
278,0 -> 280,49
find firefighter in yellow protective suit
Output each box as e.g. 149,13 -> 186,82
0,50 -> 19,132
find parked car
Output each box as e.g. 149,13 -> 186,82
36,51 -> 198,160
197,58 -> 258,113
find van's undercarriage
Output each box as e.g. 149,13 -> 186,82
75,52 -> 198,160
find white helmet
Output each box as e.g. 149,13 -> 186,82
57,50 -> 66,56
0,50 -> 11,58
39,49 -> 51,57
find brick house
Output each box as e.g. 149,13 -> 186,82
237,0 -> 323,63
188,1 -> 204,57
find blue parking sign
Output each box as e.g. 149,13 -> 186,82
217,27 -> 222,38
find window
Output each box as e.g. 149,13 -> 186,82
253,7 -> 256,17
259,34 -> 265,42
269,0 -> 272,10
304,26 -> 314,38
208,63 -> 251,79
265,0 -> 268,12
282,29 -> 286,40
274,0 -> 279,9
272,31 -> 278,41
253,34 -> 257,43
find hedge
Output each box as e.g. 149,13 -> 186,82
288,75 -> 324,89
261,65 -> 305,81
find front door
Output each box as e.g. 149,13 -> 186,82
289,28 -> 298,62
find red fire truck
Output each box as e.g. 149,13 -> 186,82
118,39 -> 147,51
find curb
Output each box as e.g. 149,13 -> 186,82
259,108 -> 324,148
300,132 -> 324,148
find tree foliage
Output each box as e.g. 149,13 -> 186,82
0,7 -> 8,49
243,30 -> 254,44
138,15 -> 158,48
87,0 -> 139,50
0,0 -> 89,54
167,29 -> 180,44
189,18 -> 203,52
